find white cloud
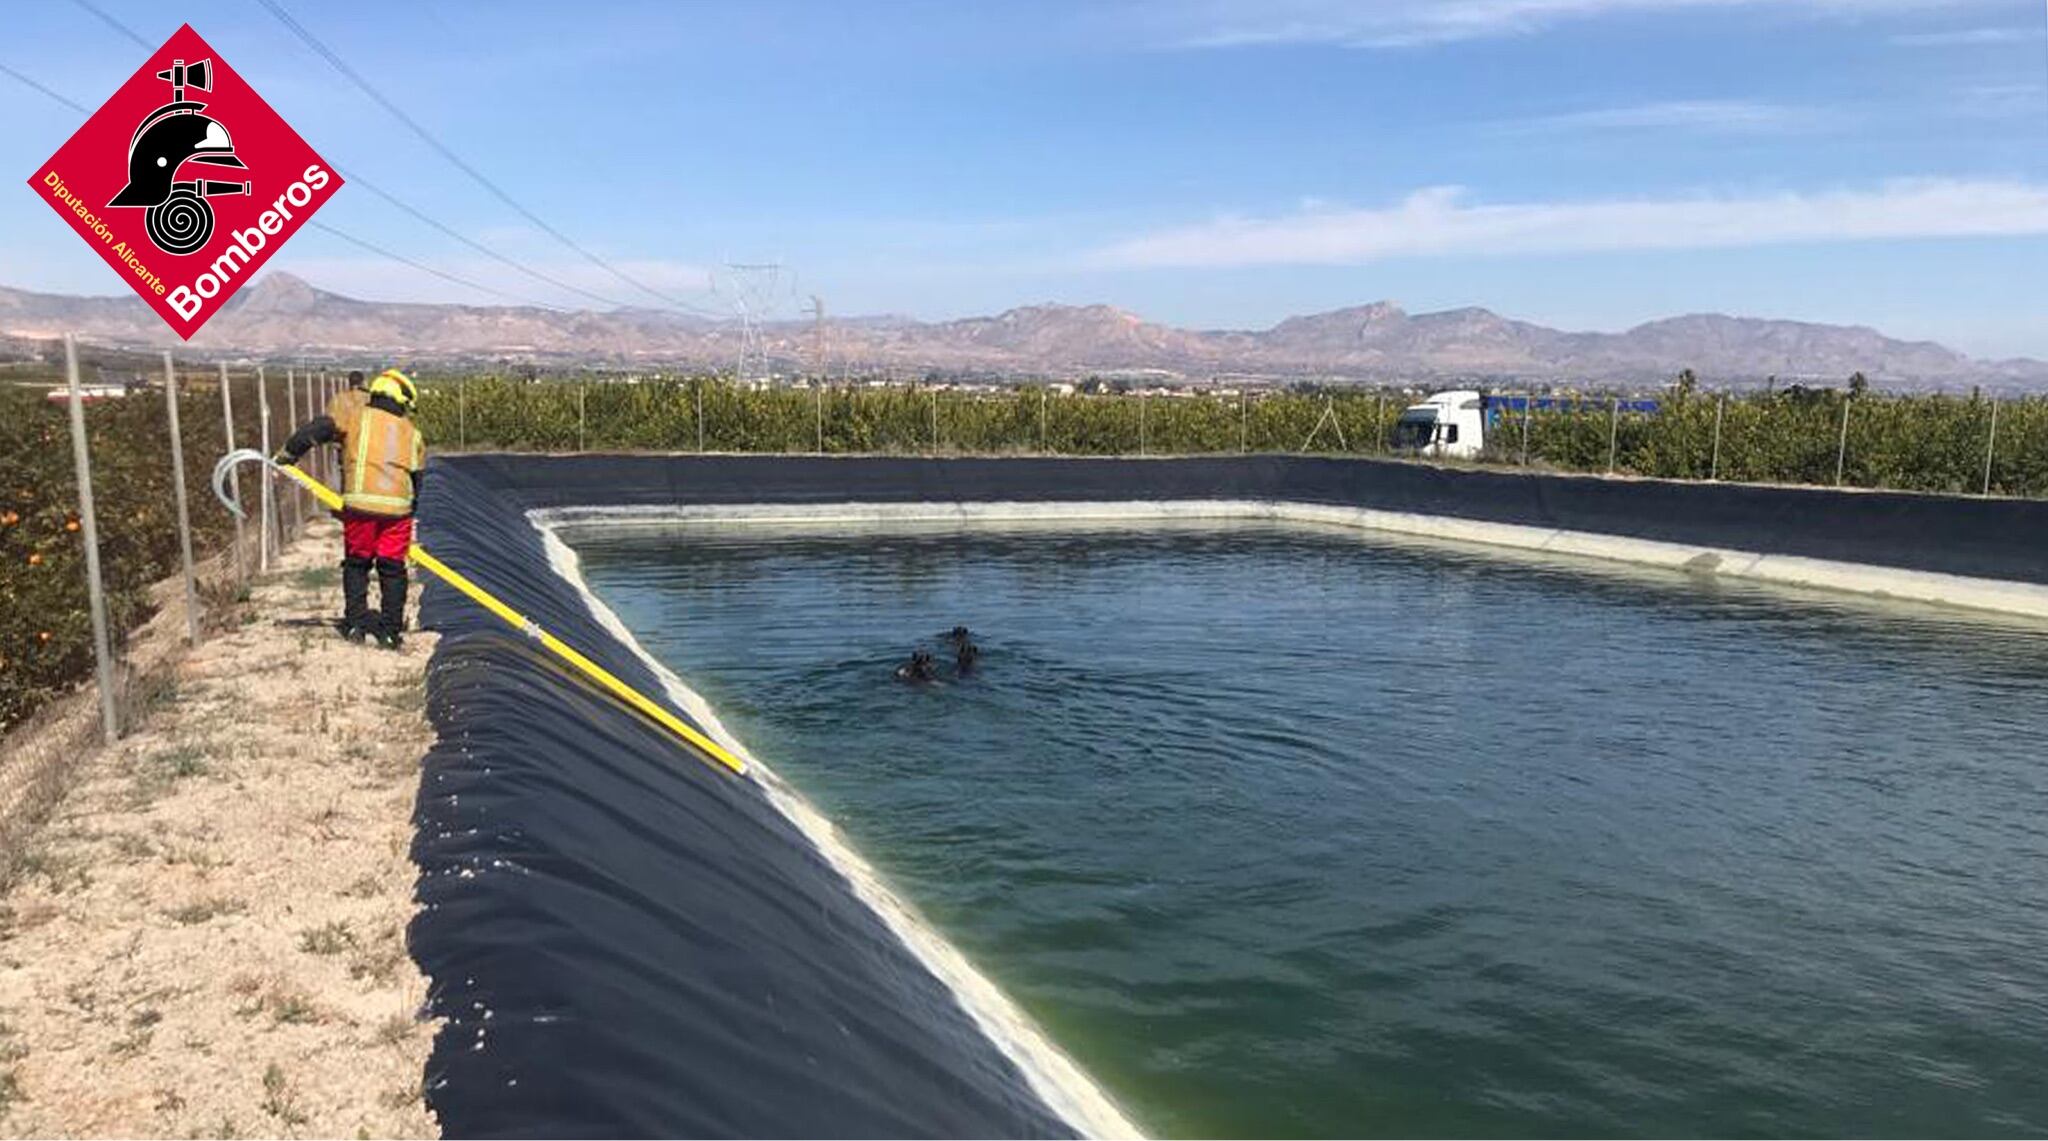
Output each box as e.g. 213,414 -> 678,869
1506,98 -> 1844,133
1156,0 -> 1992,49
1089,180 -> 2048,267
1892,24 -> 2045,45
1952,82 -> 2048,118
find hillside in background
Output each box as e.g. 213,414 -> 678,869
3,274 -> 2043,390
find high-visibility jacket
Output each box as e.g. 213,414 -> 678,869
325,386 -> 369,439
343,404 -> 425,518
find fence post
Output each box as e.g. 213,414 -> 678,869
1041,388 -> 1049,453
1606,395 -> 1620,475
284,367 -> 300,537
219,362 -> 244,580
257,366 -> 274,571
162,351 -> 200,645
1982,397 -> 2000,496
314,372 -> 327,487
311,371 -> 324,486
1710,393 -> 1725,481
313,372 -> 325,486
1834,395 -> 1851,487
330,373 -> 340,482
305,368 -> 317,485
1520,392 -> 1532,465
63,335 -> 119,745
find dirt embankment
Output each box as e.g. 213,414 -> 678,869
0,518 -> 438,1138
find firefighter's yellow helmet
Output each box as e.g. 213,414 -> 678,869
369,368 -> 417,409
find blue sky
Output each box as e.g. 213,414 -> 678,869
5,0 -> 2046,355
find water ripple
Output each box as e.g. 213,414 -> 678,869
582,524 -> 2048,1138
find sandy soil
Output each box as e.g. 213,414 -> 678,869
0,518 -> 438,1138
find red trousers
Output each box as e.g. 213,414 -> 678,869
341,512 -> 414,562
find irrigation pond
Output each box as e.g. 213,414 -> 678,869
572,519 -> 2048,1138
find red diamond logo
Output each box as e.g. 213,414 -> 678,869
25,23 -> 344,340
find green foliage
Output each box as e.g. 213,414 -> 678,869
1514,386 -> 2042,495
414,375 -> 1409,456
0,371 -> 282,730
416,373 -> 2046,499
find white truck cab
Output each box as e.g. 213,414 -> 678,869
1392,390 -> 1486,459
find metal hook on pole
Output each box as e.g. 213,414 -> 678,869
207,449 -> 746,777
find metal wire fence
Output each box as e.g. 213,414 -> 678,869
0,343 -> 351,870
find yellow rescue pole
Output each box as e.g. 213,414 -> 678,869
214,451 -> 744,776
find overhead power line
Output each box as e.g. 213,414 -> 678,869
71,0 -> 150,48
253,0 -> 725,318
0,59 -> 89,113
5,53 -> 561,311
334,167 -> 640,311
52,1 -> 598,312
307,222 -> 561,309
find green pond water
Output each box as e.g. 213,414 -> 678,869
574,521 -> 2048,1138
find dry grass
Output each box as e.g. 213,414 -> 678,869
347,934 -> 408,987
125,745 -> 210,810
259,1063 -> 309,1127
374,1014 -> 416,1047
163,896 -> 245,925
298,921 -> 357,957
377,669 -> 427,712
0,1020 -> 24,1120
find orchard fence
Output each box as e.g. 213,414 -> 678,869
413,375 -> 2045,499
4,352 -> 2042,855
0,342 -> 353,872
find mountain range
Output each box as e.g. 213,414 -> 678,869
3,274 -> 2042,390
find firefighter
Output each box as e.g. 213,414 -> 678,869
276,368 -> 426,648
327,369 -> 369,430
304,370 -> 369,480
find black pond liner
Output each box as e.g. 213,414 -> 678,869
410,459 -> 1080,1139
410,453 -> 2048,1138
450,452 -> 2048,584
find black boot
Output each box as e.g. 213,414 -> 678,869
340,557 -> 373,642
375,558 -> 409,650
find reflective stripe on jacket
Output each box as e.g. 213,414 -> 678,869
342,405 -> 425,517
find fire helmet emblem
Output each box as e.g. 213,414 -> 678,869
107,57 -> 250,256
